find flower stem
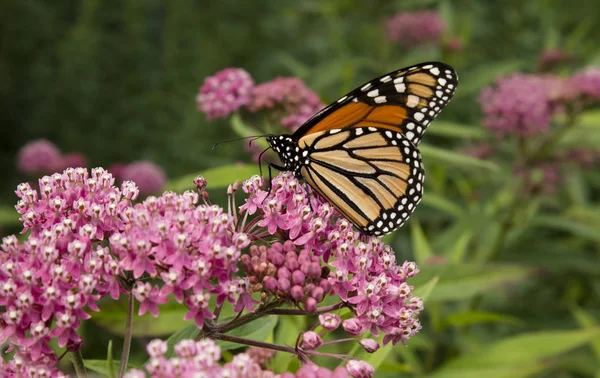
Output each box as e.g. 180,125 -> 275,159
269,302 -> 346,315
118,292 -> 135,378
211,332 -> 297,354
70,349 -> 88,378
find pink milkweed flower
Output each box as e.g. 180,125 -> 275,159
385,11 -> 445,47
197,68 -> 255,120
16,139 -> 62,175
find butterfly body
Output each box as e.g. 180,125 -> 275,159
266,62 -> 458,236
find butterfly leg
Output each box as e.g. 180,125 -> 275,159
302,179 -> 315,212
263,162 -> 286,203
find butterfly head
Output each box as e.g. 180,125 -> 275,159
267,134 -> 303,174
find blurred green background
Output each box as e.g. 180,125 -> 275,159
3,0 -> 600,377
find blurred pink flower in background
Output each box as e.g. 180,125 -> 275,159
479,74 -> 552,138
17,139 -> 88,175
385,11 -> 445,47
121,160 -> 167,195
16,139 -> 62,175
538,48 -> 571,71
247,77 -> 324,131
442,37 -> 464,53
570,67 -> 600,100
197,68 -> 255,120
55,152 -> 88,172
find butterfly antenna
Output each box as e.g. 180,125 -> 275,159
257,146 -> 272,178
212,134 -> 270,150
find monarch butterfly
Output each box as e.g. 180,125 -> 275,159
266,62 -> 458,236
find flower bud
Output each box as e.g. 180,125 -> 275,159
264,277 -> 277,292
358,339 -> 380,353
301,331 -> 323,350
342,319 -> 366,336
292,270 -> 306,285
277,277 -> 290,293
318,313 -> 341,331
346,359 -> 375,378
304,297 -> 317,313
311,286 -> 324,302
291,285 -> 304,301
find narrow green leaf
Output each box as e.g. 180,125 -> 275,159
448,230 -> 473,264
217,315 -> 279,351
412,276 -> 439,304
165,324 -> 201,358
427,364 -> 544,378
454,60 -> 524,98
230,114 -> 271,150
166,164 -> 260,192
85,360 -> 136,376
531,215 -> 600,243
419,145 -> 499,171
410,264 -> 533,302
93,300 -> 189,337
427,121 -> 489,140
107,340 -> 115,378
411,221 -> 432,265
441,311 -> 524,328
271,316 -> 306,373
571,307 -> 600,361
421,193 -> 464,219
437,328 -> 600,369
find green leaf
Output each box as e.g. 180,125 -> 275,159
230,114 -> 271,150
411,221 -> 432,265
531,215 -> 600,243
454,60 -> 524,98
218,315 -> 278,351
420,193 -> 464,219
427,364 -> 544,378
448,230 -> 473,264
410,264 -> 533,302
419,145 -> 499,172
441,311 -> 524,328
107,340 -> 115,378
271,316 -> 306,373
165,164 -> 260,192
93,299 -> 189,337
429,328 -> 600,378
85,360 -> 136,376
427,121 -> 489,140
0,206 -> 20,227
571,307 -> 600,361
412,276 -> 439,304
165,324 -> 201,358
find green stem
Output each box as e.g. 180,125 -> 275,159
211,332 -> 297,354
70,349 -> 88,378
118,292 -> 135,378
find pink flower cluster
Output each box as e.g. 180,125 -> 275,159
1,167 -> 423,376
197,68 -> 324,133
570,67 -> 600,100
385,11 -> 445,47
479,74 -> 553,137
241,172 -> 423,345
2,168 -> 131,363
247,77 -> 325,131
17,139 -> 87,176
120,160 -> 167,196
125,338 -> 351,378
197,68 -> 255,119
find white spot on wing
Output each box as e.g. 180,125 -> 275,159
374,96 -> 387,104
395,83 -> 406,93
367,89 -> 379,97
361,83 -> 372,91
406,95 -> 419,108
430,67 -> 440,76
380,75 -> 392,83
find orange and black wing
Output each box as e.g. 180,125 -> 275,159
298,127 -> 424,236
294,62 -> 458,146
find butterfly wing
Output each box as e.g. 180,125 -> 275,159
294,62 -> 458,146
298,127 -> 424,236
